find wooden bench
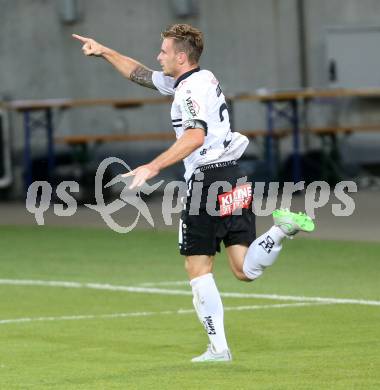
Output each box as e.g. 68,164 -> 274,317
55,128 -> 295,145
55,132 -> 175,145
309,124 -> 380,135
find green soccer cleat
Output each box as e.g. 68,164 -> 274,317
191,345 -> 232,363
272,208 -> 315,236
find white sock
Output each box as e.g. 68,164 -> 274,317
243,225 -> 286,280
190,273 -> 229,353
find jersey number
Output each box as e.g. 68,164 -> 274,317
219,103 -> 228,122
219,102 -> 232,149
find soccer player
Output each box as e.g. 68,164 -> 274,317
73,24 -> 314,362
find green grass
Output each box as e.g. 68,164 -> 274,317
0,226 -> 379,389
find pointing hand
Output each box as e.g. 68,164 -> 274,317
72,34 -> 104,56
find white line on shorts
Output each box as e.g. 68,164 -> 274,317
0,278 -> 379,306
0,302 -> 326,325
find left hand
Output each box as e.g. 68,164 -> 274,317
122,163 -> 160,189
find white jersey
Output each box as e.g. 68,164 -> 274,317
152,68 -> 249,182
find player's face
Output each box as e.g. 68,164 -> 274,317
157,38 -> 180,77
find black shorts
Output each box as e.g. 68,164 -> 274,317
179,161 -> 256,256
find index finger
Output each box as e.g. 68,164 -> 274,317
72,34 -> 89,43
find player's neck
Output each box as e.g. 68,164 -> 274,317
174,65 -> 200,80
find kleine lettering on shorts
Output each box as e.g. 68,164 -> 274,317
218,183 -> 252,217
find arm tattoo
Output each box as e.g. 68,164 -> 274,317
130,66 -> 157,90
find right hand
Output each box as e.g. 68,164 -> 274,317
72,34 -> 105,56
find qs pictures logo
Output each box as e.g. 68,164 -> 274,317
26,157 -> 163,233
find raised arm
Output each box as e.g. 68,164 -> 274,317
72,34 -> 156,90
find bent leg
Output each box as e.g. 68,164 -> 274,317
226,244 -> 251,281
226,209 -> 315,281
242,225 -> 286,279
227,226 -> 287,281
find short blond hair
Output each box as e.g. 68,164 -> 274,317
161,24 -> 204,64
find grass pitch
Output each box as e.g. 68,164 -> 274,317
0,226 -> 379,389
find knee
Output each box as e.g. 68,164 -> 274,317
185,256 -> 213,279
231,268 -> 253,282
228,260 -> 253,282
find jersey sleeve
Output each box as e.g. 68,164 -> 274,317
152,71 -> 175,96
178,83 -> 209,132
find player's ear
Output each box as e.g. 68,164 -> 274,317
177,51 -> 187,65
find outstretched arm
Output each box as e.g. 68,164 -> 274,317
72,34 -> 156,90
123,128 -> 205,189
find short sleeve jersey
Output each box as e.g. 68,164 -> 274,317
152,68 -> 249,182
